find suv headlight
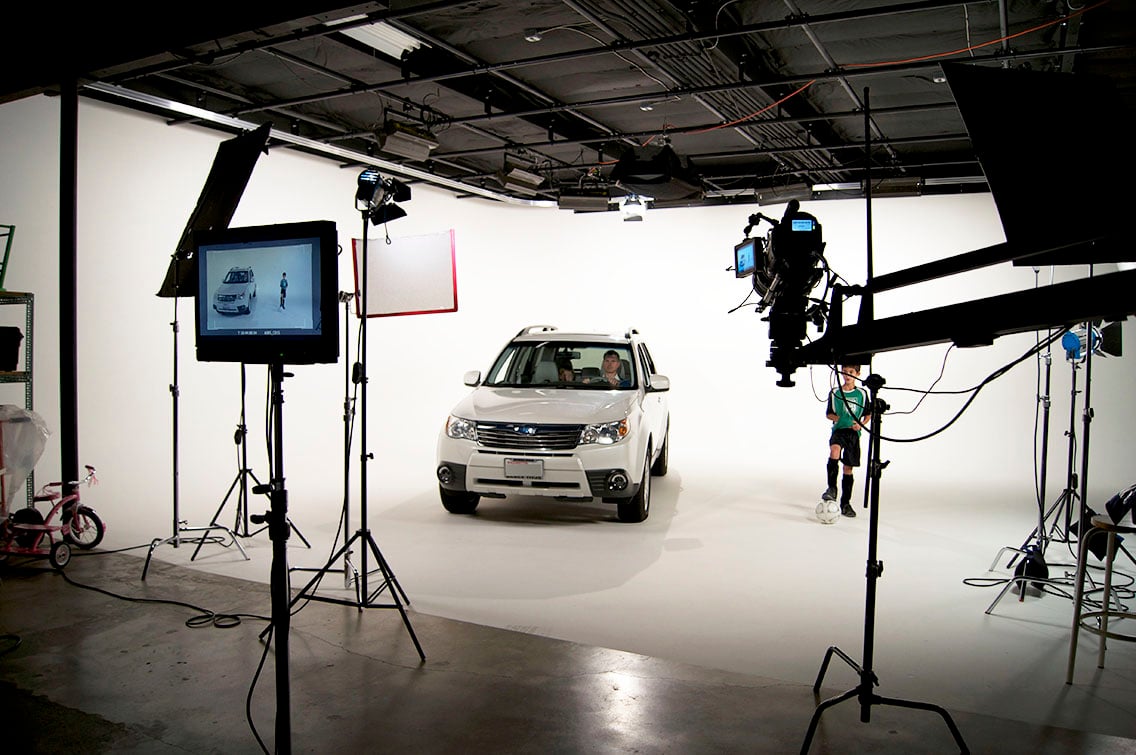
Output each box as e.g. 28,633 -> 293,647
580,418 -> 629,445
446,415 -> 477,441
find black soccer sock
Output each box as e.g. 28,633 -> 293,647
827,459 -> 838,489
841,474 -> 854,504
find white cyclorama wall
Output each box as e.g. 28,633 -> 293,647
0,94 -> 1132,547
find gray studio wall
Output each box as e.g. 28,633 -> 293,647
0,94 -> 1132,549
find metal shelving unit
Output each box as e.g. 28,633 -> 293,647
0,290 -> 34,506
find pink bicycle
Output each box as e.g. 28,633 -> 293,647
0,465 -> 104,569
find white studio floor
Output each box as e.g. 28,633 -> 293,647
102,454 -> 1136,745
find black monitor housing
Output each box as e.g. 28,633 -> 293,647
734,237 -> 758,278
194,220 -> 339,364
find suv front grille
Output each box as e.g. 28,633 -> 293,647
477,422 -> 582,450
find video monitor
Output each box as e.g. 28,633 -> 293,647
194,220 -> 339,365
734,237 -> 758,278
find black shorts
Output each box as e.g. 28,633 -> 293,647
828,428 -> 861,467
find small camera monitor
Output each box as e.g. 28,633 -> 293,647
194,220 -> 339,365
734,237 -> 758,278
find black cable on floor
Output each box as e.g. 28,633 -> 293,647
58,561 -> 270,629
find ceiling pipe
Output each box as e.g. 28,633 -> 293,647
82,81 -> 554,207
144,0 -> 980,113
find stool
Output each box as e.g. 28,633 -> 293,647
1066,514 -> 1136,683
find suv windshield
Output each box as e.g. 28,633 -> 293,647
224,269 -> 250,284
484,341 -> 637,388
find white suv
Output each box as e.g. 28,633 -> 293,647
213,266 -> 257,315
436,326 -> 670,523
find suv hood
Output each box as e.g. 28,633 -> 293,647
453,387 -> 637,424
216,282 -> 249,296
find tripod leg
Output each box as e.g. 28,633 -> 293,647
287,519 -> 312,549
191,474 -> 241,560
874,694 -> 970,753
800,686 -> 859,754
365,531 -> 425,661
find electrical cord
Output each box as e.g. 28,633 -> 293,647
58,566 -> 270,629
964,559 -> 1134,614
849,329 -> 1065,444
47,550 -> 277,751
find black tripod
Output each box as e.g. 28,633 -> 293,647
985,348 -> 1081,611
801,374 -> 969,754
191,362 -> 311,561
284,207 -> 424,661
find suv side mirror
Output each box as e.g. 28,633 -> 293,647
463,370 -> 481,387
647,374 -> 670,392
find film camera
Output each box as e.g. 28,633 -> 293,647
734,200 -> 828,387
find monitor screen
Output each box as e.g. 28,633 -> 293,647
734,237 -> 758,278
194,220 -> 339,364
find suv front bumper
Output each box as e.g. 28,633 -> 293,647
436,440 -> 641,500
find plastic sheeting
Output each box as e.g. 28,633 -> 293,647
0,404 -> 49,515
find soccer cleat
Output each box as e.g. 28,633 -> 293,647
822,486 -> 837,502
840,502 -> 856,517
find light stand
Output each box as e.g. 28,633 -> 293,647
189,363 -> 312,561
290,292 -> 359,589
801,374 -> 969,754
251,363 -> 293,754
142,254 -> 248,580
985,347 -> 1080,609
285,188 -> 424,661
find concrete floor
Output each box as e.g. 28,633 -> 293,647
2,547 -> 1135,754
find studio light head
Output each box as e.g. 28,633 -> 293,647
356,168 -> 384,210
356,169 -> 412,225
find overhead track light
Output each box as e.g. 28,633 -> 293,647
378,121 -> 439,162
758,182 -> 813,205
866,177 -> 922,197
500,163 -> 545,195
558,188 -> 612,212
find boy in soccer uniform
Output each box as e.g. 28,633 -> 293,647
823,364 -> 871,517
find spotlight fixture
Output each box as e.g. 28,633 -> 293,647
378,121 -> 439,162
524,29 -> 544,42
356,168 -> 384,210
558,187 -> 612,212
499,163 -> 545,195
620,194 -> 646,222
356,169 -> 412,224
757,182 -> 814,205
865,176 -> 922,197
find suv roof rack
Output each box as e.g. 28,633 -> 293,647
625,327 -> 639,338
516,325 -> 558,336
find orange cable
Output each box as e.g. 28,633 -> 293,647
844,0 -> 1108,69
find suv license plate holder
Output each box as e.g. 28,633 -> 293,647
505,458 -> 543,479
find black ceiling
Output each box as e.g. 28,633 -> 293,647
4,0 -> 1134,211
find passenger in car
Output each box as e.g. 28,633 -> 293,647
557,360 -> 576,382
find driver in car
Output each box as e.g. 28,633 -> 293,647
585,350 -> 630,387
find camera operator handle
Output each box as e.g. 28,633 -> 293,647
744,212 -> 779,236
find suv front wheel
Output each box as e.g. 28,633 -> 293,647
440,487 -> 480,514
617,452 -> 651,523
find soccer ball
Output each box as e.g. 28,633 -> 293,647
815,499 -> 841,524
